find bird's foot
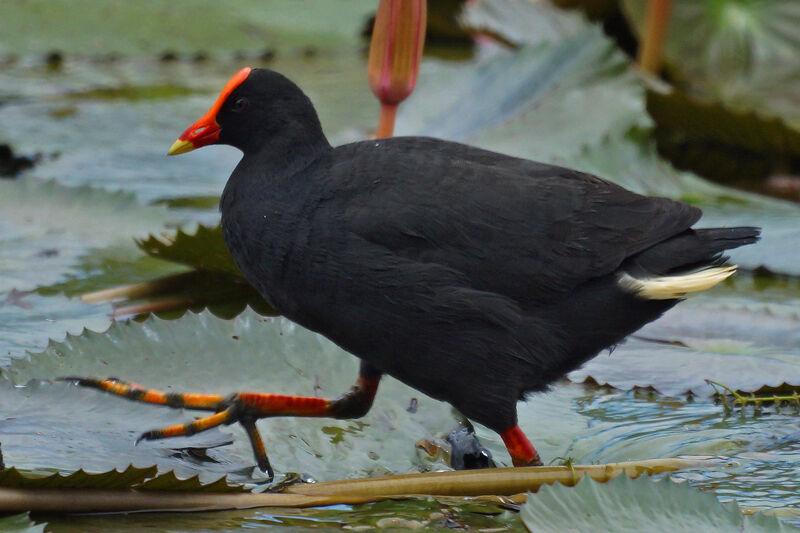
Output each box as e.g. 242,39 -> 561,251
59,373 -> 381,481
58,376 -> 335,481
446,426 -> 495,470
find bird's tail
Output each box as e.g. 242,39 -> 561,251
619,226 -> 760,300
618,264 -> 736,300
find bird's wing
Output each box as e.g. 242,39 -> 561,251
334,138 -> 700,304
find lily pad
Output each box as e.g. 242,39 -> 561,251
0,178 -> 169,293
569,299 -> 800,397
0,292 -> 111,367
137,225 -> 240,276
407,0 -> 800,275
0,514 -> 44,533
0,465 -> 156,490
0,1 -> 375,56
3,309 -> 460,482
402,4 -> 648,158
0,465 -> 244,493
0,53 -> 378,205
521,475 -> 793,532
621,0 -> 800,162
570,137 -> 800,276
646,85 -> 800,184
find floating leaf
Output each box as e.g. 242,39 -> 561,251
80,226 -> 274,318
646,86 -> 800,185
135,470 -> 245,493
0,178 -> 169,293
0,465 -> 156,490
0,53 -> 377,204
520,475 -> 793,533
407,0 -> 800,275
462,0 -> 588,48
0,1 -> 376,56
3,309 -> 459,482
621,0 -> 800,162
569,299 -> 800,397
0,465 -> 244,494
0,292 -> 111,367
0,514 -> 45,533
0,179 -> 171,364
136,225 -> 239,276
403,4 -> 649,159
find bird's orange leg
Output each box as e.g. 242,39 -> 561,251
60,363 -> 382,480
500,425 -> 542,467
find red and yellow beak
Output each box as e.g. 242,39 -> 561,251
167,67 -> 252,156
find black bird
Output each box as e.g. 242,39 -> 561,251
67,68 -> 759,478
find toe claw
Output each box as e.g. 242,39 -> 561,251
136,431 -> 158,445
57,376 -> 86,384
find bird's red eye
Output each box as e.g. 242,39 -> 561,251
231,97 -> 248,112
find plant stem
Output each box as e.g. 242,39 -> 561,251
376,103 -> 398,139
638,0 -> 673,74
0,459 -> 707,514
706,380 -> 800,411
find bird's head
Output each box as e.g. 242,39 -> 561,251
168,68 -> 324,157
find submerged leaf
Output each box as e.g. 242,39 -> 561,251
520,475 -> 793,533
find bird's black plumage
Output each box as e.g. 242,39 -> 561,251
216,69 -> 758,436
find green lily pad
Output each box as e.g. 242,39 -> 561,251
0,178 -> 169,293
0,465 -> 244,493
568,298 -> 800,397
137,225 -> 240,276
0,465 -> 156,490
0,178 -> 170,365
403,3 -> 649,158
411,0 -> 800,276
462,0 -> 589,48
0,514 -> 45,533
3,309 -> 460,482
0,52 -> 377,205
646,86 -> 800,184
622,0 -> 800,162
521,475 -> 793,532
0,1 -> 375,56
0,292 -> 111,367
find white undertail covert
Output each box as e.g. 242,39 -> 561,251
618,265 -> 737,300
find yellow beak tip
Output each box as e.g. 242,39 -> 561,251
167,139 -> 195,156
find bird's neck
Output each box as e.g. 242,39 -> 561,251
221,120 -> 331,219
240,118 -> 331,179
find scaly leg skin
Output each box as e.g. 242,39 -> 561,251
59,362 -> 382,481
500,425 -> 543,467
